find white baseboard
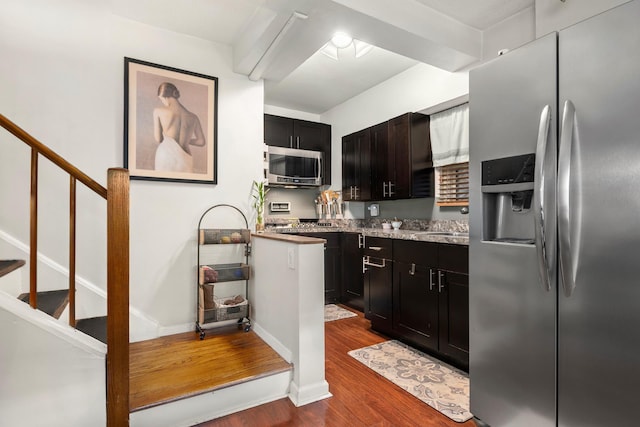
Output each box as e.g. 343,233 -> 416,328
252,321 -> 293,363
288,380 -> 332,407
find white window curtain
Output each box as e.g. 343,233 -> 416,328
429,103 -> 469,167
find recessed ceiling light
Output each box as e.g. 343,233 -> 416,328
331,32 -> 353,49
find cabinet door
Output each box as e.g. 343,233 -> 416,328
371,121 -> 390,200
341,233 -> 364,311
393,261 -> 439,351
264,114 -> 293,147
355,129 -> 372,201
294,120 -> 326,150
300,232 -> 341,304
342,133 -> 357,201
409,113 -> 433,197
294,120 -> 331,185
342,129 -> 371,201
437,244 -> 469,368
388,114 -> 411,199
364,258 -> 393,334
438,270 -> 469,368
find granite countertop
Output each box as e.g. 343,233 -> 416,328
267,226 -> 469,246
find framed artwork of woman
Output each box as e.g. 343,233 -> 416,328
124,58 -> 218,184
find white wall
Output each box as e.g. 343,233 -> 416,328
0,291 -> 107,427
264,105 -> 321,123
320,63 -> 469,219
535,0 -> 631,37
0,0 -> 264,330
482,7 -> 535,62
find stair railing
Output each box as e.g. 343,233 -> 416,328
0,114 -> 130,427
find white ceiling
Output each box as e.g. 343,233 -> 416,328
110,0 -> 534,114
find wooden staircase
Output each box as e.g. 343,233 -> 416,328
15,286 -> 109,343
3,259 -> 108,345
1,113 -> 130,426
17,289 -> 69,320
0,259 -> 25,278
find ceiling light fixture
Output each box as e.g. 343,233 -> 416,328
331,32 -> 353,49
320,32 -> 373,60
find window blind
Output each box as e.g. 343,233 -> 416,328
436,162 -> 469,206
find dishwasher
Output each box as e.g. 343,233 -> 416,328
362,236 -> 393,335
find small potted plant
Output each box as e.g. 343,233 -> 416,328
251,180 -> 269,232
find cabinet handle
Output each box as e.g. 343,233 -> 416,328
289,136 -> 293,148
362,256 -> 368,274
409,263 -> 415,275
429,268 -> 435,291
296,136 -> 300,149
388,181 -> 395,196
383,181 -> 388,198
354,186 -> 359,200
358,234 -> 365,249
363,256 -> 386,268
368,246 -> 383,251
438,271 -> 445,292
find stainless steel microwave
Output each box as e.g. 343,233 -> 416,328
266,145 -> 323,187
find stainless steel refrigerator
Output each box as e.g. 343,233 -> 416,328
469,1 -> 640,426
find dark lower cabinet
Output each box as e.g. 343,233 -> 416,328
341,233 -> 364,311
295,232 -> 340,304
391,240 -> 469,370
438,270 -> 469,365
363,237 -> 393,335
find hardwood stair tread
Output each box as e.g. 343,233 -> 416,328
76,316 -> 107,344
17,289 -> 68,319
129,327 -> 292,411
0,259 -> 26,278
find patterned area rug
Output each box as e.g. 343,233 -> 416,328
348,340 -> 472,423
324,304 -> 358,322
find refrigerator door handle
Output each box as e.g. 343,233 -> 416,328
559,100 -> 577,297
534,105 -> 552,292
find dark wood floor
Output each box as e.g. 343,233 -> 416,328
129,326 -> 292,411
196,307 -> 476,427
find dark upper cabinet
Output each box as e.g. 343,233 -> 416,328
387,112 -> 434,199
407,113 -> 434,198
264,114 -> 331,185
342,128 -> 371,201
264,114 -> 292,148
370,121 -> 390,200
347,112 -> 433,202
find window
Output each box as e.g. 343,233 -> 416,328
436,162 -> 469,206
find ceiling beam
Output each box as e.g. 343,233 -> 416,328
233,0 -> 483,82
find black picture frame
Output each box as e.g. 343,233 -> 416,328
124,57 -> 218,184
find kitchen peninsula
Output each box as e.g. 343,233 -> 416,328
248,232 -> 331,407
